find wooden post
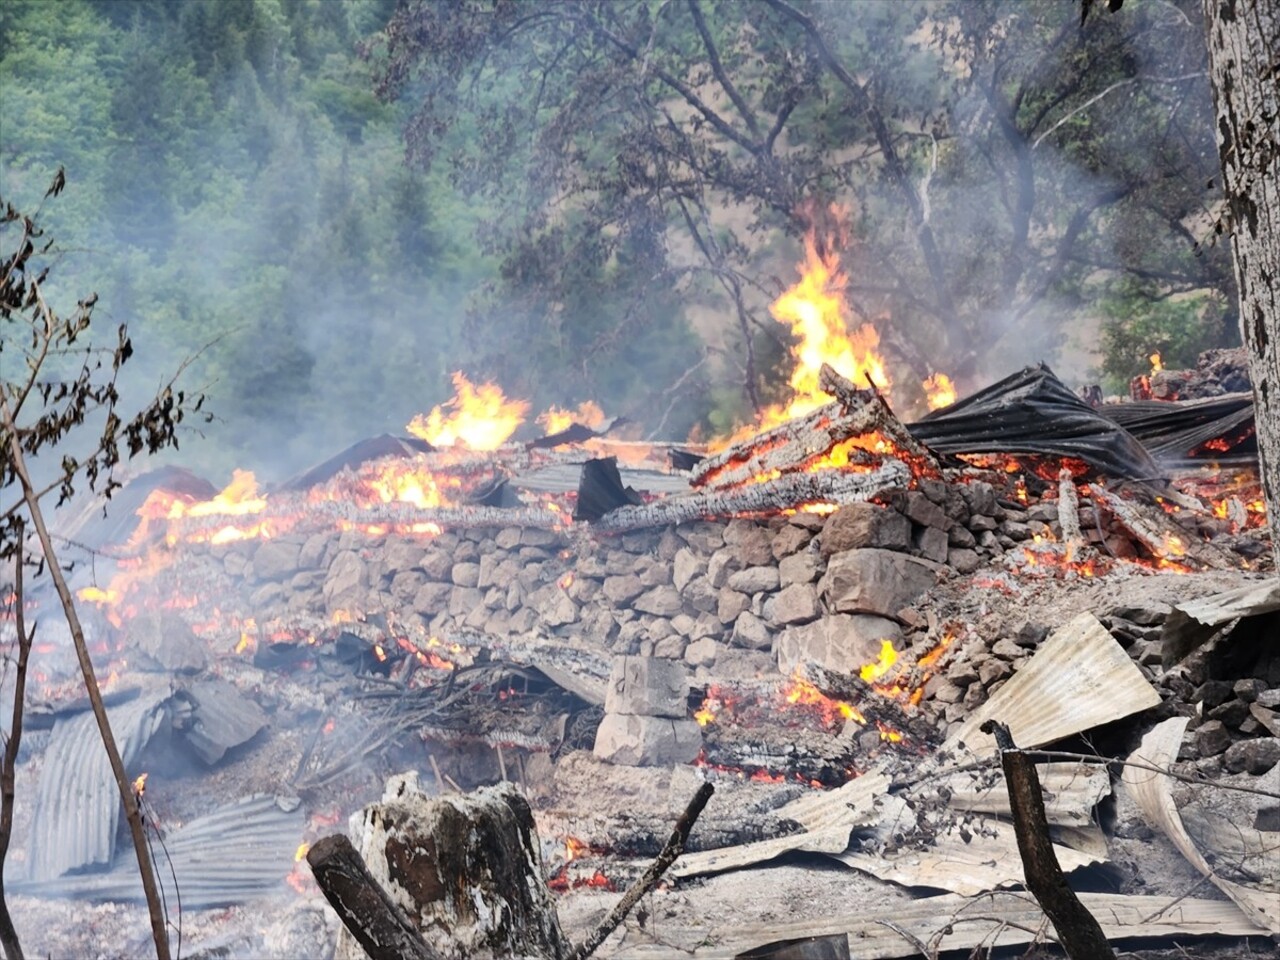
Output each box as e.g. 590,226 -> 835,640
980,720 -> 1115,960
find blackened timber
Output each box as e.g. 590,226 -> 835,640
307,834 -> 440,960
796,662 -> 937,745
817,364 -> 941,471
592,460 -> 910,531
1091,486 -> 1236,570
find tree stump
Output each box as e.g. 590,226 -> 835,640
335,777 -> 567,960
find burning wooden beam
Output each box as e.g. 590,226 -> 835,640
592,460 -> 909,532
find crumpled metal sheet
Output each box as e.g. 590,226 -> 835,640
26,691 -> 170,882
1101,392 -> 1256,468
908,364 -> 1160,479
17,794 -> 305,908
943,612 -> 1161,761
1161,579 -> 1280,666
174,679 -> 268,765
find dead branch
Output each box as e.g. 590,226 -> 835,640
306,834 -> 439,960
980,720 -> 1115,960
568,782 -> 714,960
0,395 -> 171,960
0,529 -> 31,960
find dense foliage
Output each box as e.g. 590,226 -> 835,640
0,0 -> 1241,477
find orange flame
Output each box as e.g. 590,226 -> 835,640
133,773 -> 148,796
406,372 -> 529,450
1150,351 -> 1164,372
538,401 -> 606,435
740,208 -> 890,437
922,372 -> 956,410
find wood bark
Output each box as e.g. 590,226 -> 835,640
1203,0 -> 1280,567
979,720 -> 1116,960
307,835 -> 440,960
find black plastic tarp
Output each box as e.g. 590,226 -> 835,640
1099,393 -> 1256,469
907,364 -> 1161,480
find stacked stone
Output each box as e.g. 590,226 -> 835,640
1104,603 -> 1280,778
216,485 -> 1001,677
592,656 -> 700,766
920,621 -> 1048,728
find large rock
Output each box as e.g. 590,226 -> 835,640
602,574 -> 646,604
775,613 -> 902,675
722,520 -> 773,565
413,581 -> 453,616
672,548 -> 704,592
253,540 -> 301,581
129,610 -> 207,674
323,551 -> 367,614
733,611 -> 773,650
605,656 -> 689,717
820,503 -> 911,556
593,714 -> 701,766
727,566 -> 780,594
634,586 -> 684,617
778,551 -> 822,585
770,583 -> 820,625
820,548 -> 938,619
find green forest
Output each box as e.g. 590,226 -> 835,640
1,0 -> 1239,478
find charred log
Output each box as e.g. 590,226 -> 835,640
592,460 -> 909,531
307,834 -> 440,960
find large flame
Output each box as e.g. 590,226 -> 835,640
923,372 -> 956,410
538,401 -> 606,436
407,372 -> 529,450
764,224 -> 890,426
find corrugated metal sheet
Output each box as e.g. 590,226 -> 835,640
176,679 -> 268,765
943,612 -> 1161,760
1162,580 -> 1280,666
17,794 -> 305,908
26,691 -> 170,882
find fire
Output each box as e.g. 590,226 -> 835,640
538,401 -> 606,436
1150,351 -> 1164,372
922,372 -> 956,410
783,675 -> 867,728
133,773 -> 148,796
858,639 -> 898,684
746,207 -> 891,434
565,836 -> 589,862
294,842 -> 310,862
406,371 -> 529,450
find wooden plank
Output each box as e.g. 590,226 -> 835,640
671,892 -> 1268,959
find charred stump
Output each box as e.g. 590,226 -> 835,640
334,781 -> 568,960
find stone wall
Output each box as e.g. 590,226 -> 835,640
213,479 -> 1017,681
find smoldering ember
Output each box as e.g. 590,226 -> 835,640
3,2 -> 1280,960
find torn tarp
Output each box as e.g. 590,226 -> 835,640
907,364 -> 1160,480
1099,393 -> 1256,469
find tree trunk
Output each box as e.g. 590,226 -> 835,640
1202,0 -> 1280,568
